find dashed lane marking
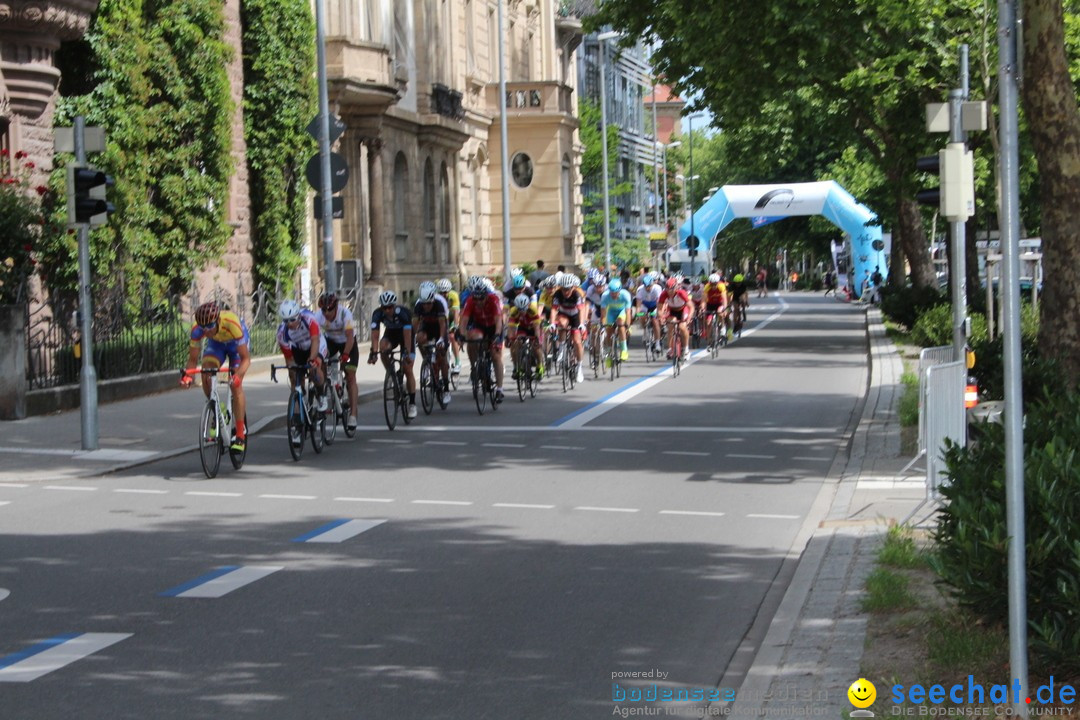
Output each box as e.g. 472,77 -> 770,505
746,513 -> 800,520
259,494 -> 317,501
160,566 -> 283,598
185,491 -> 243,498
662,451 -> 710,457
44,485 -> 96,492
483,443 -> 526,448
727,453 -> 775,460
659,510 -> 725,517
114,488 -> 168,495
792,456 -> 831,462
575,506 -> 640,513
0,501 -> 9,507
292,519 -> 386,543
0,483 -> 28,488
412,500 -> 473,506
600,448 -> 646,454
0,633 -> 132,683
334,497 -> 395,503
369,438 -> 409,444
424,440 -> 467,446
492,503 -> 556,510
540,445 -> 585,451
0,589 -> 8,602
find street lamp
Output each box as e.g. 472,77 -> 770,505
597,30 -> 620,273
497,0 -> 512,280
686,113 -> 704,275
659,140 -> 680,232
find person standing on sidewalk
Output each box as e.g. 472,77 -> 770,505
181,302 -> 252,451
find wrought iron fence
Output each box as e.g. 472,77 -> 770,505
23,274 -> 365,390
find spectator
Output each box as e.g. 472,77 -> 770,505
823,270 -> 835,297
529,260 -> 550,289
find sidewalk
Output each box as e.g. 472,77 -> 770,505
728,306 -> 925,717
0,356 -> 391,482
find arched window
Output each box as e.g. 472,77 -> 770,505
393,153 -> 409,261
440,162 -> 452,265
423,158 -> 436,264
561,154 -> 572,237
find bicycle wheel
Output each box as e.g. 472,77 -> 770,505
229,413 -> 248,470
420,359 -> 435,415
560,350 -> 569,393
287,391 -> 304,461
383,370 -> 398,430
591,330 -> 601,378
486,356 -> 499,411
609,337 -> 617,382
199,401 -> 222,479
399,370 -> 413,425
340,385 -> 355,438
321,388 -> 338,446
309,389 -> 325,454
474,357 -> 488,415
526,351 -> 537,398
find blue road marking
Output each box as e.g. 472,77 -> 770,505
159,566 -> 240,597
0,633 -> 81,670
292,519 -> 352,543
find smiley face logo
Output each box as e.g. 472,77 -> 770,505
848,678 -> 877,708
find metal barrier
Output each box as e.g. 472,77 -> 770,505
915,346 -> 955,454
923,360 -> 967,493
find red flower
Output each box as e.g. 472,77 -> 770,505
23,161 -> 35,169
13,151 -> 27,159
22,244 -> 33,252
2,177 -> 15,184
35,185 -> 48,196
0,149 -> 8,156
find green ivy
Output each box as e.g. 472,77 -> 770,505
240,0 -> 316,291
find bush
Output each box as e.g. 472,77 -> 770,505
967,301 -> 1044,402
879,284 -> 945,331
931,389 -> 1080,672
910,304 -> 987,348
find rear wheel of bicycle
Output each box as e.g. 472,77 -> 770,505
199,401 -> 222,479
420,360 -> 435,415
287,392 -> 304,461
309,390 -> 325,454
229,413 -> 248,470
474,358 -> 488,415
321,390 -> 337,446
516,347 -> 528,402
383,371 -> 398,431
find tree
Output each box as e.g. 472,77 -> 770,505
579,97 -> 632,257
1022,0 -> 1080,387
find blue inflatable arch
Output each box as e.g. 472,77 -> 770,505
677,181 -> 887,295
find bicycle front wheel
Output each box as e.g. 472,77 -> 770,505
309,390 -> 325,454
420,360 -> 435,415
322,392 -> 338,446
383,371 -> 398,431
229,413 -> 248,470
474,358 -> 488,415
340,386 -> 355,438
288,392 -> 304,461
199,401 -> 222,479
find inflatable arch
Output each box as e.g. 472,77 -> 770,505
677,181 -> 887,296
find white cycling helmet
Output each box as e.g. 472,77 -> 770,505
278,299 -> 301,321
569,275 -> 581,287
511,266 -> 524,278
543,275 -> 558,289
514,293 -> 531,311
419,281 -> 437,302
709,273 -> 721,284
551,271 -> 565,288
559,273 -> 576,288
436,278 -> 452,293
378,290 -> 397,306
466,275 -> 486,293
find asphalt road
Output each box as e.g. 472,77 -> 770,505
0,294 -> 868,719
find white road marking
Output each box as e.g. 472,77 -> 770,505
335,497 -> 395,503
185,491 -> 243,498
727,453 -> 775,459
259,494 -> 317,501
575,506 -> 640,513
114,488 -> 169,495
162,565 -> 283,599
0,633 -> 132,683
483,443 -> 526,448
0,588 -> 8,602
540,445 -> 585,450
0,501 -> 8,507
659,510 -> 726,517
44,485 -> 96,492
793,456 -> 831,462
600,448 -> 646,454
747,513 -> 800,520
425,441 -> 467,446
412,500 -> 473,506
492,503 -> 555,510
369,438 -> 409,444
351,425 -> 841,435
293,519 -> 386,543
662,451 -> 710,457
0,483 -> 28,488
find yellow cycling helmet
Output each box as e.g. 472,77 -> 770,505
733,273 -> 745,283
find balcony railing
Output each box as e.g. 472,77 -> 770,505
488,81 -> 574,115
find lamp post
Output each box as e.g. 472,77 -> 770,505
497,0 -> 512,280
659,140 -> 680,232
685,114 -> 704,275
597,30 -> 620,273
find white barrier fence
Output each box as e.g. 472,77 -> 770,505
923,360 -> 968,493
916,346 -> 956,454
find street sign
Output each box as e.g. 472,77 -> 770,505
306,113 -> 346,145
55,126 -> 106,153
314,195 -> 344,219
306,152 -> 350,193
649,239 -> 668,251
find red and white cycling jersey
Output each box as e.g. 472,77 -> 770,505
660,289 -> 692,313
462,293 -> 503,327
277,310 -> 327,356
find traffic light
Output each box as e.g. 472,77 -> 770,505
915,143 -> 974,221
687,235 -> 700,257
66,163 -> 115,226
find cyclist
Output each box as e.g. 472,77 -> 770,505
414,281 -> 452,407
368,290 -> 418,419
551,272 -> 587,383
659,277 -> 694,360
277,299 -> 329,426
437,277 -> 462,375
503,270 -> 534,316
181,301 -> 251,452
459,275 -> 506,403
702,273 -> 730,344
729,273 -> 749,323
635,273 -> 663,354
508,292 -> 544,381
315,291 -> 359,431
601,278 -> 633,362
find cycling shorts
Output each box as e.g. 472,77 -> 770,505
202,325 -> 250,369
604,308 -> 628,326
326,338 -> 359,369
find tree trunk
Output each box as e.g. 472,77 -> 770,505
894,193 -> 936,288
1022,0 -> 1080,387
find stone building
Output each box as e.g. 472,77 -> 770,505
319,0 -> 586,304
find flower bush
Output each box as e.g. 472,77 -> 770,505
0,150 -> 64,304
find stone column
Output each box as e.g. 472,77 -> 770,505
365,137 -> 387,284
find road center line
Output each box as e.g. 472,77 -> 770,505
412,500 -> 473,506
185,491 -> 243,498
659,510 -> 726,517
259,494 -> 317,501
369,438 -> 409,444
662,451 -> 710,457
747,513 -> 800,520
540,445 -> 585,450
575,506 -> 640,513
727,453 -> 775,459
492,503 -> 555,510
600,448 -> 646,454
334,497 -> 395,503
425,441 -> 467,446
44,485 -> 96,492
483,443 -> 526,448
114,489 -> 169,495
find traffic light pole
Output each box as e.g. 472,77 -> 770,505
74,115 -> 99,450
315,0 -> 336,294
948,86 -> 968,363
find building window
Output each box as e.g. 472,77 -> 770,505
440,162 -> 452,265
423,159 -> 436,264
488,8 -> 497,78
393,152 -> 409,261
465,0 -> 475,76
511,152 -> 533,189
561,154 -> 572,237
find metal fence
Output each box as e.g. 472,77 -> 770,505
924,360 -> 967,493
24,274 -> 365,390
915,346 -> 956,454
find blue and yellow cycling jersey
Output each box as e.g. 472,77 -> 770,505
190,310 -> 248,347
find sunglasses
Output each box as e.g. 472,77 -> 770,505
200,323 -> 217,332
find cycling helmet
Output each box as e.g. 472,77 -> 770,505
569,275 -> 582,287
642,274 -> 654,286
543,275 -> 558,289
278,299 -> 301,322
511,267 -> 524,278
734,273 -> 745,283
513,293 -> 531,311
709,273 -> 721,284
194,302 -> 220,327
513,274 -> 526,289
559,273 -> 576,288
466,275 -> 486,293
419,281 -> 437,302
436,278 -> 452,293
608,279 -> 622,293
318,291 -> 339,312
665,277 -> 678,290
483,278 -> 496,292
378,290 -> 397,306
587,268 -> 603,284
